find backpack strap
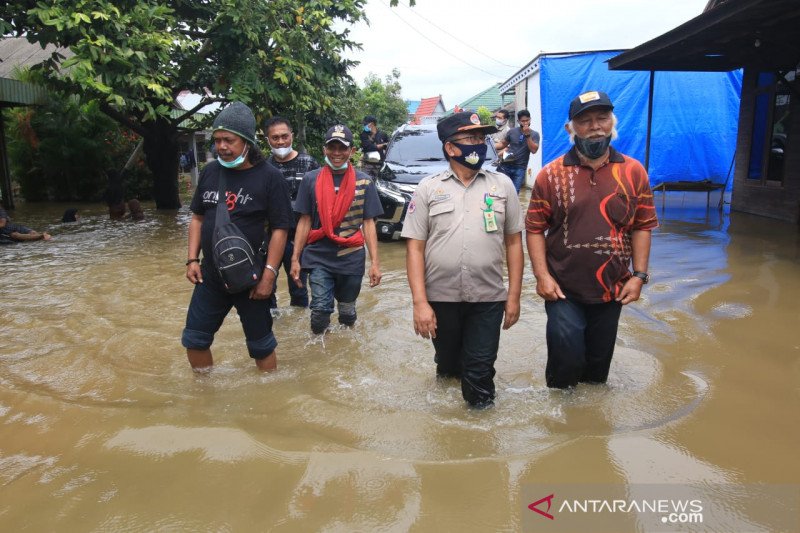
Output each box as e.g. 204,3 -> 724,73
215,169 -> 231,228
215,166 -> 268,259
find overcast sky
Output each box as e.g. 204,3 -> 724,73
345,0 -> 710,109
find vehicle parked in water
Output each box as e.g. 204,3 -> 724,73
373,123 -> 498,240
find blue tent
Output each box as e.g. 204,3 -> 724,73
538,51 -> 742,190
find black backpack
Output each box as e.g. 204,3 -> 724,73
212,171 -> 265,293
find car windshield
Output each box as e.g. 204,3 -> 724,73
385,129 -> 444,165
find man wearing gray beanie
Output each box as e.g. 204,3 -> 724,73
181,101 -> 293,372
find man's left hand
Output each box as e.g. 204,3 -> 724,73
250,273 -> 276,300
368,263 -> 382,287
503,298 -> 520,330
616,277 -> 643,305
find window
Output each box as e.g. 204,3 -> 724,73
747,69 -> 794,186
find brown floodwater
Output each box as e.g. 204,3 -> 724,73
0,193 -> 798,532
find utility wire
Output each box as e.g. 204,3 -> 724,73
394,1 -> 522,69
376,0 -> 507,79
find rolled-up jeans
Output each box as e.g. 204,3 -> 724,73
429,301 -> 505,407
544,298 -> 622,388
181,266 -> 277,359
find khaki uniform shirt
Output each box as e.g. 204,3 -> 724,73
401,167 -> 523,302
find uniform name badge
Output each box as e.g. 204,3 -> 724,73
483,194 -> 498,233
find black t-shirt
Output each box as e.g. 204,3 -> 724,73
190,160 -> 293,265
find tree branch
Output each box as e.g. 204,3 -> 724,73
99,103 -> 148,138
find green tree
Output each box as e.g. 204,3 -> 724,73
1,0 -> 374,209
358,69 -> 409,133
476,106 -> 493,126
5,96 -> 149,202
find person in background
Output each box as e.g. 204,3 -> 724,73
490,109 -> 511,151
401,112 -> 524,409
526,90 -> 658,389
61,208 -> 80,223
127,199 -> 144,221
290,124 -> 383,334
359,115 -> 389,179
104,169 -> 126,220
495,109 -> 540,193
265,116 -> 321,308
0,207 -> 52,242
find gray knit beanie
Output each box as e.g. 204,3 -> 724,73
212,102 -> 257,144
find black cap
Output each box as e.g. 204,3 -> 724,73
363,115 -> 377,125
325,124 -> 353,147
437,112 -> 497,142
568,91 -> 614,120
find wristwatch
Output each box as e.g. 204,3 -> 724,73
185,258 -> 200,266
632,271 -> 650,284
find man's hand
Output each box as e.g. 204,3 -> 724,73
289,258 -> 304,287
616,277 -> 643,305
368,263 -> 382,287
250,271 -> 275,300
503,297 -> 520,330
535,273 -> 566,301
413,301 -> 437,339
186,263 -> 203,284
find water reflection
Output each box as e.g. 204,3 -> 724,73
0,197 -> 797,531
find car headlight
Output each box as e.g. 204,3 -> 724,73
375,179 -> 405,202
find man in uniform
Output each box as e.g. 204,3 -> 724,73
265,116 -> 320,308
402,112 -> 524,409
526,91 -> 658,389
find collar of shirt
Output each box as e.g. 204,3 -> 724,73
440,167 -> 489,186
563,145 -> 625,167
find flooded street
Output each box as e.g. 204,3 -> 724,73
1,194 -> 798,532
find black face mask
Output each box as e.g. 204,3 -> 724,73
449,141 -> 487,170
574,135 -> 611,160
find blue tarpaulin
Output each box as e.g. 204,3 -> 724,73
539,51 -> 743,190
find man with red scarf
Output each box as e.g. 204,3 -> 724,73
290,124 -> 383,334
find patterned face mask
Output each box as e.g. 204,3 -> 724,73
449,141 -> 487,170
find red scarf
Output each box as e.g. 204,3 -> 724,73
307,163 -> 365,247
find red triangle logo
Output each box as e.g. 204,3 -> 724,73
528,493 -> 555,520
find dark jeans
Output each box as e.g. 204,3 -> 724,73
308,268 -> 363,334
544,298 -> 623,388
497,164 -> 527,193
269,236 -> 308,309
181,267 -> 277,359
429,301 -> 505,407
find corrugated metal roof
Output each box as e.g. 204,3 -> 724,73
0,77 -> 48,106
0,37 -> 71,78
457,83 -> 502,112
0,37 -> 71,106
